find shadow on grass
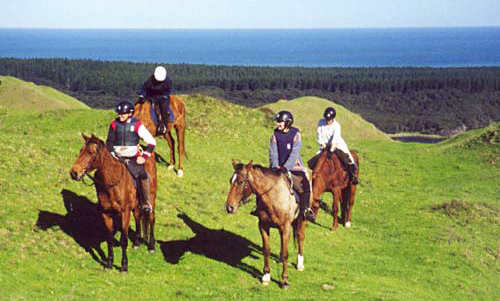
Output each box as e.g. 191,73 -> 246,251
158,213 -> 280,285
35,189 -> 118,267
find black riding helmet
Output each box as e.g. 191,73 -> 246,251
323,107 -> 336,121
115,101 -> 135,114
274,110 -> 294,127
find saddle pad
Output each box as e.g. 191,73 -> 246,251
149,104 -> 175,125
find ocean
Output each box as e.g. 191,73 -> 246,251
1,27 -> 500,67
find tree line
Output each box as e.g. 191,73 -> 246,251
1,58 -> 499,135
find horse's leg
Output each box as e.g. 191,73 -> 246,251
175,124 -> 185,176
341,188 -> 349,226
279,225 -> 291,289
332,189 -> 341,231
164,131 -> 176,170
147,212 -> 156,252
120,211 -> 130,273
132,207 -> 141,248
258,221 -> 271,285
346,185 -> 357,228
296,219 -> 307,271
102,213 -> 114,270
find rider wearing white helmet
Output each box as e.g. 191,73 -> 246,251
139,66 -> 173,135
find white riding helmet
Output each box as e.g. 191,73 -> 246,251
154,66 -> 167,81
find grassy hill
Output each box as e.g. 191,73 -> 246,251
0,95 -> 498,300
0,76 -> 90,110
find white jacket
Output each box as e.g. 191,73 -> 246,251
316,118 -> 354,162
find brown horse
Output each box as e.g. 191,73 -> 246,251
311,148 -> 359,231
225,160 -> 309,289
69,134 -> 157,272
134,96 -> 186,177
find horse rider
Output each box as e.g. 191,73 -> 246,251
314,106 -> 359,184
105,101 -> 157,212
269,110 -> 316,222
139,65 -> 173,135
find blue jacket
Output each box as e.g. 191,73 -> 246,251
269,127 -> 305,171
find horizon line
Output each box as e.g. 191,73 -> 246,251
1,25 -> 500,30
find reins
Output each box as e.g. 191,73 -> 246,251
235,168 -> 286,205
81,143 -> 126,189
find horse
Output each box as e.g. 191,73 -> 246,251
69,134 -> 157,272
311,148 -> 359,231
225,160 -> 309,289
134,95 -> 186,177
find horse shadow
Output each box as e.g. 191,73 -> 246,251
35,189 -> 118,266
158,213 -> 280,285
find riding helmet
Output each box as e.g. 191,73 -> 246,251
115,101 -> 135,114
323,107 -> 336,121
154,66 -> 167,81
274,110 -> 294,127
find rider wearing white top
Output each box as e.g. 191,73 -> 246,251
316,107 -> 359,185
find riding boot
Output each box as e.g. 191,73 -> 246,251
139,178 -> 153,213
348,163 -> 360,185
157,96 -> 170,135
300,191 -> 315,222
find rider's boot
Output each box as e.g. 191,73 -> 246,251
348,163 -> 360,185
300,191 -> 315,222
140,178 -> 153,213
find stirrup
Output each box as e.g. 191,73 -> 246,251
303,208 -> 316,222
157,124 -> 167,135
141,202 -> 152,213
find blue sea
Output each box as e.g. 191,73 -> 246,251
1,27 -> 500,67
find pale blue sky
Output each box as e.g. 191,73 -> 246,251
1,0 -> 499,29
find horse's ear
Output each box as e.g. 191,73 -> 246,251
231,159 -> 238,168
81,133 -> 90,141
247,160 -> 254,168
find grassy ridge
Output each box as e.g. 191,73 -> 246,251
0,95 -> 498,300
0,76 -> 90,110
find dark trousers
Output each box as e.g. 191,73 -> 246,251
120,157 -> 147,180
290,170 -> 311,211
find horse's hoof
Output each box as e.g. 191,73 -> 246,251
345,221 -> 351,228
148,249 -> 155,254
167,165 -> 175,170
262,273 -> 271,285
120,270 -> 128,275
282,283 -> 290,290
177,169 -> 184,177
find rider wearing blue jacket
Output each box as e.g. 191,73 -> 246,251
269,110 -> 315,222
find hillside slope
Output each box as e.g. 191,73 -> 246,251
0,76 -> 90,110
261,96 -> 391,143
0,94 -> 498,300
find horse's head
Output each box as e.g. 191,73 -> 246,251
69,134 -> 105,181
225,160 -> 254,214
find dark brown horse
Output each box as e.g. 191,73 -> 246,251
225,160 -> 309,289
311,148 -> 359,231
134,96 -> 186,177
69,134 -> 157,272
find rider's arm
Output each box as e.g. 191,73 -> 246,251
269,134 -> 279,168
105,122 -> 116,155
137,122 -> 156,158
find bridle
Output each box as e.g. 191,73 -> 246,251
231,171 -> 254,206
80,141 -> 125,189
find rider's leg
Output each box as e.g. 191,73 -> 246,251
291,171 -> 315,221
334,149 -> 359,185
127,160 -> 152,212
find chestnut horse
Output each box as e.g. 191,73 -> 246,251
69,134 -> 157,272
225,160 -> 309,289
134,96 -> 186,177
311,148 -> 359,231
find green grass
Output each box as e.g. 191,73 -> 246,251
0,95 -> 498,300
0,76 -> 90,110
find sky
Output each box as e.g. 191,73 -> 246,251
1,0 -> 499,29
